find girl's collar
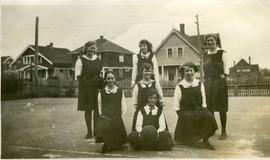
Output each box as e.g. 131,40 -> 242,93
83,54 -> 97,60
105,85 -> 118,94
208,47 -> 221,54
179,79 -> 199,87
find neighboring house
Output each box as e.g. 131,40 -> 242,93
155,23 -> 221,83
9,43 -> 72,80
229,57 -> 260,83
1,56 -> 13,73
71,36 -> 134,80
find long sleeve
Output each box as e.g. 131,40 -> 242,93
173,85 -> 182,111
121,91 -> 127,116
201,83 -> 207,108
157,112 -> 166,132
131,54 -> 138,86
222,50 -> 229,75
132,84 -> 139,108
155,82 -> 164,103
75,57 -> 82,80
152,55 -> 160,83
135,111 -> 143,132
98,92 -> 102,115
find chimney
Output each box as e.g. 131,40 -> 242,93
233,61 -> 235,66
248,56 -> 251,64
180,23 -> 185,34
100,35 -> 104,40
49,43 -> 53,50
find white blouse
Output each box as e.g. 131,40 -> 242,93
132,80 -> 164,108
97,85 -> 127,117
135,104 -> 166,133
173,79 -> 206,111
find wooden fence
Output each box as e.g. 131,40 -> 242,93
21,78 -> 270,97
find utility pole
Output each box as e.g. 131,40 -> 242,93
195,14 -> 204,81
34,16 -> 39,85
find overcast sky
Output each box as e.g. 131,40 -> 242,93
1,0 -> 270,68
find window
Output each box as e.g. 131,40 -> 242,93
168,48 -> 173,58
119,69 -> 123,79
178,47 -> 184,58
39,57 -> 42,63
119,55 -> 124,63
60,69 -> 63,73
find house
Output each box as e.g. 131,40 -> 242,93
9,43 -> 73,80
71,36 -> 134,80
1,56 -> 13,73
229,57 -> 260,83
155,23 -> 221,83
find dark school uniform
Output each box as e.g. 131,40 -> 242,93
174,79 -> 218,144
128,105 -> 173,151
203,48 -> 228,112
131,80 -> 164,131
95,86 -> 127,150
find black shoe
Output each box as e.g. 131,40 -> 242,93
85,133 -> 93,139
203,141 -> 215,150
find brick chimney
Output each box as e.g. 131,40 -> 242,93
249,56 -> 251,64
100,35 -> 104,40
180,23 -> 185,34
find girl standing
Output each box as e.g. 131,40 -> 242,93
174,62 -> 217,150
75,41 -> 102,139
203,34 -> 229,140
131,63 -> 164,131
95,71 -> 127,153
131,39 -> 160,87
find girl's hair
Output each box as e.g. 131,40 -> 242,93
139,62 -> 153,74
83,41 -> 97,54
139,39 -> 153,53
104,70 -> 117,81
145,88 -> 158,99
204,34 -> 220,47
179,62 -> 198,78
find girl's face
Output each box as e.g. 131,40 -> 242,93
184,66 -> 195,81
106,73 -> 116,86
148,93 -> 157,106
142,68 -> 152,79
85,44 -> 97,56
206,36 -> 217,49
139,43 -> 148,54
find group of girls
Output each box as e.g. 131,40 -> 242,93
75,35 -> 228,153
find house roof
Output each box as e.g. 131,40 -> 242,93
10,45 -> 72,67
1,56 -> 12,64
155,28 -> 221,55
231,58 -> 259,70
29,45 -> 71,64
71,36 -> 135,55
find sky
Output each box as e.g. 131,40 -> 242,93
1,0 -> 270,68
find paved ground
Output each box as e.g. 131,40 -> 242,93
1,97 -> 270,158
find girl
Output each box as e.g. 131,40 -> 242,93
131,39 -> 160,87
174,62 -> 218,150
75,41 -> 102,139
95,71 -> 127,153
128,89 -> 173,151
203,34 -> 229,140
131,62 -> 164,131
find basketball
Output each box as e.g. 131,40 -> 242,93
141,125 -> 158,142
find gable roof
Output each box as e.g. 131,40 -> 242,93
231,58 -> 259,71
29,45 -> 71,64
71,37 -> 135,55
10,45 -> 71,67
1,56 -> 12,64
155,28 -> 221,56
